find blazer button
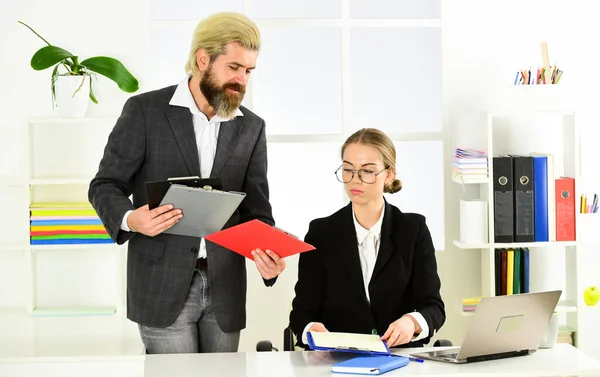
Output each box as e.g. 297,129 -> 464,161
191,247 -> 198,254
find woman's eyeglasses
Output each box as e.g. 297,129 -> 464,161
334,164 -> 387,184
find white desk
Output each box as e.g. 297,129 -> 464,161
144,344 -> 600,377
0,337 -> 145,377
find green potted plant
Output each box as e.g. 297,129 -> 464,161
19,21 -> 139,117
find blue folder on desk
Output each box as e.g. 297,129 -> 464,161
307,332 -> 391,356
331,355 -> 409,375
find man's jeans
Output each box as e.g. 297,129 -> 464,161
138,269 -> 240,353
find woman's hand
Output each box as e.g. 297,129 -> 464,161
380,315 -> 418,347
308,322 -> 328,333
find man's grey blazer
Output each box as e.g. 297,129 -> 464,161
89,85 -> 275,332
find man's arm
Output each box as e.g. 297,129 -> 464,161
89,96 -> 146,245
239,120 -> 278,286
239,119 -> 273,226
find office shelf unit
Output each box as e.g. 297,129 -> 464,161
0,117 -> 123,316
453,109 -> 600,353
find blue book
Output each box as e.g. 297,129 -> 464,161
30,219 -> 103,226
522,248 -> 530,293
332,355 -> 409,375
532,156 -> 549,241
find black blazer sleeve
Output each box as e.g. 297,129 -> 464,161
289,221 -> 326,344
410,216 -> 445,339
238,119 -> 273,226
237,119 -> 277,287
88,97 -> 145,245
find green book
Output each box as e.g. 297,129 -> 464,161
513,248 -> 521,294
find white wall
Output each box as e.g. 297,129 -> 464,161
1,0 -> 599,358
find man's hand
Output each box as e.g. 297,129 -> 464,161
380,315 -> 418,347
127,204 -> 183,237
252,248 -> 286,280
308,322 -> 328,333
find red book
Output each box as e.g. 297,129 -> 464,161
555,177 -> 576,241
205,219 -> 315,260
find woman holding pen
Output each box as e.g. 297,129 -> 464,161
289,128 -> 445,348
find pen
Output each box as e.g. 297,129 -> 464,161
409,357 -> 424,363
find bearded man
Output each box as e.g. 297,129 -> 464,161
89,12 -> 285,354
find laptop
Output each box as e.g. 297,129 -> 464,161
410,290 -> 561,364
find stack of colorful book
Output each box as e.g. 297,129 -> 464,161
557,327 -> 574,345
453,148 -> 488,182
462,296 -> 483,312
30,202 -> 112,245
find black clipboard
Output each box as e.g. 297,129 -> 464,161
146,176 -> 222,209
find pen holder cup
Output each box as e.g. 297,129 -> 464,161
538,313 -> 559,349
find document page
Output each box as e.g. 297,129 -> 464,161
310,332 -> 389,353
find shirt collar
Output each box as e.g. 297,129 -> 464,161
352,204 -> 385,245
169,76 -> 243,122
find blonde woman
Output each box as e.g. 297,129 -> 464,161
90,12 -> 285,354
290,128 -> 445,349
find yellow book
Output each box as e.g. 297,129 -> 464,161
30,225 -> 106,232
30,202 -> 93,209
462,297 -> 483,305
30,210 -> 98,217
506,249 -> 514,295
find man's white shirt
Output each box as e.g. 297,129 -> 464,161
121,77 -> 242,259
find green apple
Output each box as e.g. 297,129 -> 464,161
583,286 -> 600,306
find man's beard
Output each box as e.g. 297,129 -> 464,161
200,65 -> 246,118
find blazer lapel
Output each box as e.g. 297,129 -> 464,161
211,117 -> 243,177
372,201 -> 395,280
337,203 -> 370,305
166,106 -> 200,176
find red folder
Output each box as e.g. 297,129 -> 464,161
555,177 -> 576,241
205,219 -> 315,260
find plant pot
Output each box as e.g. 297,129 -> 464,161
54,75 -> 90,118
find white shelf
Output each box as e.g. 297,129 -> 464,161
26,116 -> 117,125
452,176 -> 490,184
11,115 -> 126,323
31,305 -> 117,316
556,300 -> 578,313
30,243 -> 116,251
454,108 -> 597,355
453,240 -> 578,249
28,177 -> 93,185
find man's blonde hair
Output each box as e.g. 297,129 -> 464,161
185,12 -> 261,77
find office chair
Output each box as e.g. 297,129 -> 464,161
256,325 -> 452,351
